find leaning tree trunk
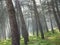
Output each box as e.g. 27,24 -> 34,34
54,0 -> 60,19
40,0 -> 49,32
15,0 -> 29,45
32,0 -> 44,39
5,0 -> 20,45
51,0 -> 60,31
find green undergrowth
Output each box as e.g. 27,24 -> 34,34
0,30 -> 60,45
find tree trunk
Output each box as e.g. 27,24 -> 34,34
5,0 -> 20,45
40,0 -> 49,32
32,0 -> 44,39
15,0 -> 29,45
54,0 -> 60,19
47,2 -> 54,33
51,0 -> 60,31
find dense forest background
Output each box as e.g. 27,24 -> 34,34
0,0 -> 60,45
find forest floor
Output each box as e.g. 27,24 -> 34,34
0,30 -> 60,45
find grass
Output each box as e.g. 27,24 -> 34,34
0,30 -> 60,45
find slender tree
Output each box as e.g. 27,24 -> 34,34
0,0 -> 6,40
40,0 -> 49,32
32,0 -> 44,39
54,0 -> 60,19
51,0 -> 60,31
47,2 -> 54,33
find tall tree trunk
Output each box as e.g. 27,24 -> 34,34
28,5 -> 35,35
5,0 -> 20,45
51,0 -> 60,31
0,0 -> 6,40
15,0 -> 29,45
40,0 -> 49,32
54,0 -> 60,19
33,0 -> 40,37
32,0 -> 44,39
49,14 -> 54,33
47,2 -> 54,33
43,15 -> 49,32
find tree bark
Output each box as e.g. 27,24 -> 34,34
5,0 -> 20,45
